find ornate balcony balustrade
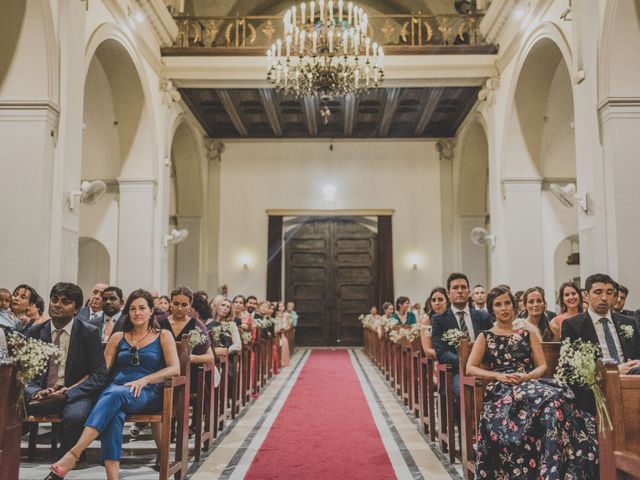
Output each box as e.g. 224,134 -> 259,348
165,13 -> 492,55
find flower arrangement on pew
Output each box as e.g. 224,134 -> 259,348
441,329 -> 468,350
6,332 -> 61,413
554,338 -> 612,433
210,322 -> 235,347
388,324 -> 422,344
240,330 -> 253,345
188,329 -> 208,351
359,314 -> 376,328
254,317 -> 274,329
380,316 -> 399,333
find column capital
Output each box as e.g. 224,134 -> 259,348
478,76 -> 500,106
436,139 -> 455,161
206,140 -> 225,161
598,97 -> 640,124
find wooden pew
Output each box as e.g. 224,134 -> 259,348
127,334 -> 191,480
214,354 -> 229,436
0,360 -> 21,480
436,361 -> 457,464
192,361 -> 216,462
241,343 -> 252,406
598,360 -> 640,480
459,339 -> 561,480
410,340 -> 422,417
419,355 -> 437,441
229,351 -> 242,419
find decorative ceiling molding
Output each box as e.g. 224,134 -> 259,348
378,88 -> 402,136
415,87 -> 444,135
134,0 -> 180,47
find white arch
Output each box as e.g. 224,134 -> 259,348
84,22 -> 160,178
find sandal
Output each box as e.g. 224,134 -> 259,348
45,449 -> 80,479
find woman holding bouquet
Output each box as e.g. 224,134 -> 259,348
419,287 -> 450,359
466,286 -> 598,479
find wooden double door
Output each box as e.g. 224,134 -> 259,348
285,217 -> 377,346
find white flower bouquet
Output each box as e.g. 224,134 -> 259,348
240,330 -> 253,345
188,329 -> 208,351
254,317 -> 274,329
554,338 -> 612,433
441,328 -> 468,350
210,322 -> 234,347
388,325 -> 422,344
380,316 -> 399,333
620,324 -> 634,340
7,332 -> 62,413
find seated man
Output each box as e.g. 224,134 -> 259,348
26,282 -> 108,457
87,286 -> 124,343
432,272 -> 493,413
562,273 -> 640,413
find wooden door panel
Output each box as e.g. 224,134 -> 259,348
285,217 -> 377,346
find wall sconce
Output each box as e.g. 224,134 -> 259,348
407,254 -> 422,271
239,254 -> 251,271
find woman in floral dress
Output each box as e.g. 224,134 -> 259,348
466,286 -> 598,479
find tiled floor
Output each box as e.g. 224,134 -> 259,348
20,348 -> 461,479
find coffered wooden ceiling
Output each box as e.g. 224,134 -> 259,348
180,86 -> 479,139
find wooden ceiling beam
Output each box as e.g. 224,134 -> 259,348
377,88 -> 401,137
302,96 -> 318,137
415,87 -> 444,136
343,94 -> 357,137
217,89 -> 248,137
259,88 -> 283,137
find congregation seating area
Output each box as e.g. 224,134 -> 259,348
362,324 -> 640,480
0,328 -> 295,480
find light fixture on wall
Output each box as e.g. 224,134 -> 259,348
407,254 -> 422,271
471,227 -> 495,248
164,228 -> 189,247
68,180 -> 107,211
549,183 -> 590,213
239,254 -> 252,271
323,184 -> 337,202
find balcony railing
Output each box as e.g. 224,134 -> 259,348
166,13 -> 491,55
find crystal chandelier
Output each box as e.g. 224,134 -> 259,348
267,1 -> 384,122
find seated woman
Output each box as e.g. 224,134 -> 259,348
392,296 -> 417,325
206,298 -> 242,396
466,286 -> 598,479
275,301 -> 291,367
518,286 -> 558,341
549,281 -> 582,339
419,287 -> 450,359
46,289 -> 180,480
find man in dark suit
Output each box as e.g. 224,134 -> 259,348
86,286 -> 124,342
562,273 -> 640,413
76,282 -> 107,323
26,282 -> 108,456
432,272 -> 494,410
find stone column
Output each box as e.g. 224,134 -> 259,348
501,179 -> 544,291
0,101 -> 59,293
599,98 -> 640,301
117,178 -> 157,293
437,140 -> 455,279
204,140 -> 224,294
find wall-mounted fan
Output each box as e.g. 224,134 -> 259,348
471,227 -> 495,247
68,180 -> 107,210
164,229 -> 189,247
549,183 -> 590,213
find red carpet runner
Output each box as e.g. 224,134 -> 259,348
244,350 -> 396,479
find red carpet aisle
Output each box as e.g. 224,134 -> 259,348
244,350 -> 397,480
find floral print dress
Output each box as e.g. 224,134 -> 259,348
476,330 -> 599,479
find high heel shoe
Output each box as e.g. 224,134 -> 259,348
44,449 -> 80,479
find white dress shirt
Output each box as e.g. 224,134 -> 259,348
51,318 -> 74,385
587,309 -> 625,362
451,305 -> 475,341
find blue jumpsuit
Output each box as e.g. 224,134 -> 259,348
85,336 -> 164,461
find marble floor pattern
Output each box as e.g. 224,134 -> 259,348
19,348 -> 463,479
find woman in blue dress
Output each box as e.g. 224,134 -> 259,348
466,286 -> 598,479
46,289 -> 180,480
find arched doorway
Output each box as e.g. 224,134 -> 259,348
500,35 -> 578,298
80,36 -> 156,294
78,237 -> 111,297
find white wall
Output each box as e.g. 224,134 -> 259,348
218,140 -> 442,303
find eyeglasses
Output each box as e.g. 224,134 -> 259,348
129,346 -> 140,366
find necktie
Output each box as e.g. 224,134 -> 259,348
103,317 -> 114,341
600,318 -> 621,363
457,311 -> 468,334
46,329 -> 63,387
